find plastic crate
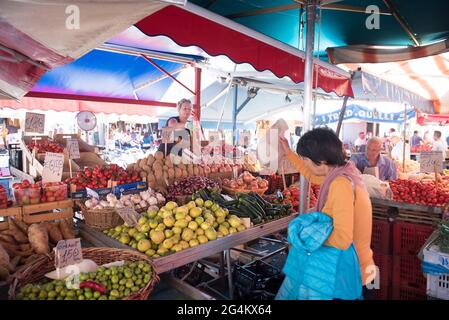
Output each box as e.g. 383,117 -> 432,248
392,255 -> 427,290
392,285 -> 427,300
372,219 -> 391,254
373,253 -> 392,286
393,221 -> 434,255
366,285 -> 390,300
234,259 -> 284,299
427,274 -> 449,300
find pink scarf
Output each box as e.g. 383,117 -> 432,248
316,161 -> 366,212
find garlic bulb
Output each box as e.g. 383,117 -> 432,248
156,193 -> 165,204
106,193 -> 117,202
147,197 -> 158,206
139,200 -> 147,208
94,205 -> 103,210
100,200 -> 110,208
147,205 -> 159,212
140,191 -> 150,201
131,195 -> 141,204
115,203 -> 124,209
85,199 -> 95,208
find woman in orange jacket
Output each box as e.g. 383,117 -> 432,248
279,128 -> 376,290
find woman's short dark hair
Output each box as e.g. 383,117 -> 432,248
296,128 -> 346,166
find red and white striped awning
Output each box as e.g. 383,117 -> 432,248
0,1 -> 354,103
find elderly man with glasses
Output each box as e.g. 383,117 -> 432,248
349,137 -> 397,181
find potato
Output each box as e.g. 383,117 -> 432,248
163,171 -> 169,183
139,171 -> 148,179
148,180 -> 156,189
137,159 -> 145,169
28,224 -> 50,255
19,244 -> 32,252
193,166 -> 199,176
182,170 -> 188,179
154,151 -> 165,161
59,220 -> 75,240
163,165 -> 168,171
0,265 -> 9,282
44,222 -> 64,244
142,164 -> 151,173
168,168 -> 175,179
0,243 -> 10,270
147,173 -> 156,183
187,167 -> 194,176
9,221 -> 28,244
174,168 -> 183,179
0,234 -> 17,244
198,167 -> 204,177
187,164 -> 194,171
154,170 -> 163,180
178,163 -> 186,171
11,220 -> 28,235
146,155 -> 155,166
165,158 -> 174,168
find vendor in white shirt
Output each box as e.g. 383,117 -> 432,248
390,133 -> 410,162
432,130 -> 448,161
354,131 -> 367,152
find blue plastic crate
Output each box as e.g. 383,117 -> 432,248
0,177 -> 13,198
113,182 -> 147,196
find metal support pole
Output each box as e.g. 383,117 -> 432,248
232,85 -> 238,146
403,103 -> 407,172
299,0 -> 317,214
336,96 -> 350,137
226,249 -> 234,300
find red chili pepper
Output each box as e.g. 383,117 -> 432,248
79,281 -> 107,294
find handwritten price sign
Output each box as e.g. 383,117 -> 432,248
66,138 -> 80,159
238,131 -> 251,147
420,151 -> 443,173
116,207 -> 141,227
25,112 -> 45,134
161,127 -> 175,144
55,238 -> 83,269
42,152 -> 64,183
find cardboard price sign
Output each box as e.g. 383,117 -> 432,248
208,131 -> 220,146
66,138 -> 80,159
420,151 -> 443,173
25,112 -> 45,134
161,127 -> 175,144
54,238 -> 83,269
238,131 -> 251,147
42,152 -> 64,183
116,207 -> 141,226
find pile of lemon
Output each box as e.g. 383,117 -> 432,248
104,198 -> 247,258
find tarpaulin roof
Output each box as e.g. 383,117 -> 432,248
0,1 -> 353,103
0,0 -> 172,99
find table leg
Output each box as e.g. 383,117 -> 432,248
226,249 -> 234,300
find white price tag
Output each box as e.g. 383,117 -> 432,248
238,131 -> 251,147
420,151 -> 443,173
25,112 -> 45,134
66,138 -> 80,159
54,238 -> 83,269
116,207 -> 141,226
85,187 -> 99,199
42,152 -> 64,183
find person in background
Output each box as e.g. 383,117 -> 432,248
432,130 -> 448,161
354,132 -> 367,153
157,98 -> 193,155
446,134 -> 449,147
423,130 -> 432,144
350,137 -> 397,181
411,130 -> 423,147
390,133 -> 411,162
279,128 -> 374,297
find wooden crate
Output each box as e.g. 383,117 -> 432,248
54,134 -> 99,153
73,152 -> 105,168
0,207 -> 22,231
36,152 -> 80,173
22,199 -> 74,224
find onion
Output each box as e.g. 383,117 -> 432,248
106,193 -> 117,202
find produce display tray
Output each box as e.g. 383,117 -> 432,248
371,198 -> 443,215
78,214 -> 297,274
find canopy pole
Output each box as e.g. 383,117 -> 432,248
299,0 -> 317,215
232,84 -> 238,146
403,103 -> 407,172
336,72 -> 354,137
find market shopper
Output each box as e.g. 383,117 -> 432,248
157,98 -> 193,156
432,130 -> 448,161
278,128 -> 374,299
350,137 -> 397,181
390,133 -> 411,162
411,131 -> 423,147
